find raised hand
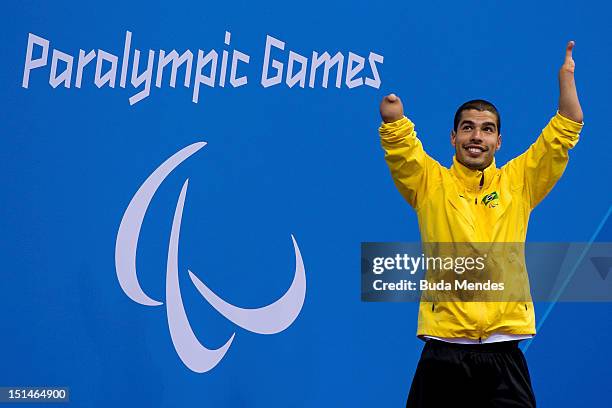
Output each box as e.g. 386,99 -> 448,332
379,93 -> 405,123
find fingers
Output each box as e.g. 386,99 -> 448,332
565,40 -> 575,62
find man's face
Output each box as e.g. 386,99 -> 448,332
451,109 -> 501,170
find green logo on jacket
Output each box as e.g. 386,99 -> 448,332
481,191 -> 499,208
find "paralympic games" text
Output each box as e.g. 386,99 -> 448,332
21,31 -> 384,105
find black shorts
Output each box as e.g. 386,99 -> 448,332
407,339 -> 536,408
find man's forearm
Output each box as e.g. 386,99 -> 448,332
559,72 -> 583,123
558,41 -> 584,123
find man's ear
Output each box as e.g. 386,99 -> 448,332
451,130 -> 456,147
496,134 -> 502,151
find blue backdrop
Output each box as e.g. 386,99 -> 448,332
1,0 -> 611,406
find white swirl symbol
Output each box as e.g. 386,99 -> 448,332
115,142 -> 306,373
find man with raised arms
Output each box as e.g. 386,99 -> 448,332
378,42 -> 584,407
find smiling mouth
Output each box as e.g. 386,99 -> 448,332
464,145 -> 487,155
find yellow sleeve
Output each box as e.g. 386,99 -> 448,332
504,112 -> 583,209
379,116 -> 440,209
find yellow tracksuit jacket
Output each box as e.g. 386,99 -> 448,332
379,112 -> 583,340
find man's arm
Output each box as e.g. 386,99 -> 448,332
503,41 -> 584,209
379,94 -> 440,209
558,41 -> 584,123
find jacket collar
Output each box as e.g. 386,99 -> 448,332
450,156 -> 497,192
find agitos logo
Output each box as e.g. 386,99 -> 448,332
114,142 -> 306,373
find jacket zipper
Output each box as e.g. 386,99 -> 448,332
475,174 -> 484,204
475,172 -> 486,343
